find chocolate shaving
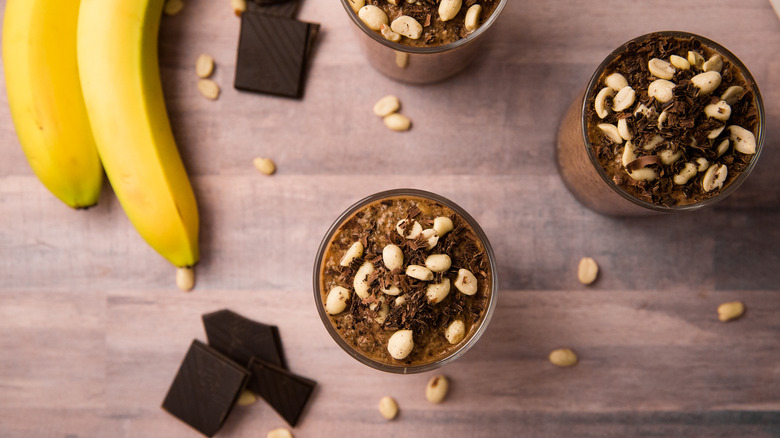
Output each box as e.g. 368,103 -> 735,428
626,155 -> 663,172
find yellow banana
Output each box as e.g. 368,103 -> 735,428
2,0 -> 103,209
77,0 -> 199,268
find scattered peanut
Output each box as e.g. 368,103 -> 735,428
597,123 -> 623,144
669,54 -> 690,70
358,5 -> 388,31
577,257 -> 598,285
325,286 -> 351,315
691,71 -> 721,95
687,50 -> 705,70
444,319 -> 465,344
673,162 -> 698,185
717,301 -> 746,322
604,72 -> 628,91
391,15 -> 423,40
425,254 -> 452,272
197,78 -> 220,100
231,0 -> 246,16
346,0 -> 365,13
396,219 -> 422,239
406,265 -> 434,281
426,278 -> 451,304
720,86 -> 744,106
594,87 -> 614,119
176,266 -> 195,292
433,216 -> 454,237
378,396 -> 399,420
195,54 -> 215,78
425,375 -> 449,404
648,79 -> 675,103
464,4 -> 482,32
549,348 -> 578,367
380,24 -> 402,42
701,163 -> 727,192
384,113 -> 412,132
648,58 -> 676,80
353,261 -> 375,299
612,86 -> 636,112
253,157 -> 277,175
421,228 -> 439,249
703,54 -> 723,73
704,100 -> 731,122
266,428 -> 293,438
383,244 -> 404,270
237,389 -> 258,406
438,0 -> 462,22
728,125 -> 757,155
340,241 -> 364,267
163,0 -> 184,16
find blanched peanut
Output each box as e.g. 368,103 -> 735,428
648,58 -> 675,80
688,50 -> 705,70
707,125 -> 725,139
340,241 -> 364,267
464,4 -> 482,32
612,86 -> 636,112
382,285 -> 401,296
421,228 -> 439,249
704,100 -> 731,121
454,269 -> 478,295
346,0 -> 365,13
716,139 -> 730,157
387,330 -> 414,360
701,164 -> 727,192
670,55 -> 690,70
391,15 -> 423,40
604,73 -> 628,91
622,141 -> 636,167
176,266 -> 195,292
444,319 -> 465,344
197,79 -> 220,100
703,54 -> 723,73
691,71 -> 721,95
406,265 -> 433,281
358,5 -> 388,31
266,427 -> 292,438
673,163 -> 698,185
426,278 -> 451,304
720,86 -> 744,106
373,95 -> 401,117
597,123 -> 623,144
617,118 -> 632,140
433,217 -> 454,237
594,87 -> 614,119
728,125 -> 757,155
658,148 -> 682,165
696,157 -> 709,172
628,167 -> 657,182
384,113 -> 412,131
425,254 -> 452,272
396,219 -> 422,239
425,375 -> 449,404
195,54 -> 215,78
383,244 -> 404,270
549,348 -> 578,367
648,79 -> 675,103
577,257 -> 598,285
372,300 -> 390,324
378,396 -> 399,420
380,24 -> 402,42
325,286 -> 351,315
718,301 -> 746,322
237,389 -> 258,406
254,157 -> 276,175
353,261 -> 374,299
438,0 -> 462,21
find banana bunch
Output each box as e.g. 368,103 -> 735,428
3,0 -> 200,278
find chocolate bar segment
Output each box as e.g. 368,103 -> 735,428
161,340 -> 249,438
202,309 -> 287,369
247,358 -> 316,427
247,0 -> 299,18
234,11 -> 318,98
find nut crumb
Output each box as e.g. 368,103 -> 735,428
195,54 -> 215,78
253,157 -> 277,175
197,79 -> 220,100
236,389 -> 257,406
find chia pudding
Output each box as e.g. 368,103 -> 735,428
556,31 -> 763,214
316,192 -> 494,369
350,0 -> 501,47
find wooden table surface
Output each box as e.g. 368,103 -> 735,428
2,0 -> 780,436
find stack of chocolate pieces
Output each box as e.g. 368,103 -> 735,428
162,309 -> 316,437
234,0 -> 320,99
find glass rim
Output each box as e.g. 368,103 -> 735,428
580,30 -> 766,212
339,0 -> 508,55
312,188 -> 499,374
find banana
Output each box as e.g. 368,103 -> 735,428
2,0 -> 103,208
77,0 -> 199,268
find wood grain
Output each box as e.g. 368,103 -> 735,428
1,0 -> 779,436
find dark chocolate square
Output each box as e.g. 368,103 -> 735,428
247,357 -> 316,427
234,11 -> 318,98
202,309 -> 287,369
161,340 -> 249,438
247,0 -> 299,18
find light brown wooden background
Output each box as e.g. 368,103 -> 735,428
1,0 -> 780,436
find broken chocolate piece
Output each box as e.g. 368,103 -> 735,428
162,340 -> 250,438
247,0 -> 299,19
202,309 -> 287,369
247,358 -> 316,427
234,11 -> 319,98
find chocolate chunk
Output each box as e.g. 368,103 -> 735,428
202,309 -> 287,369
247,0 -> 299,18
247,358 -> 316,427
234,11 -> 319,98
162,340 -> 249,438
